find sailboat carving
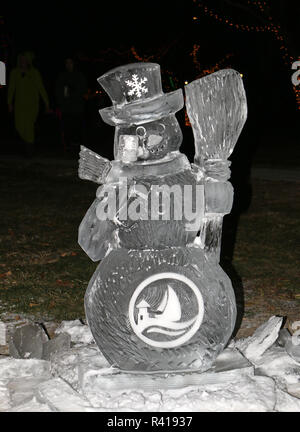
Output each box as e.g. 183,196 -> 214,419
136,285 -> 197,336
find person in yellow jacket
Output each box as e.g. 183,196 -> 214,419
7,51 -> 50,153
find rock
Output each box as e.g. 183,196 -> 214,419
7,376 -> 51,407
8,339 -> 20,359
0,358 -> 51,380
287,318 -> 300,336
274,327 -> 300,363
254,345 -> 300,391
36,378 -> 93,412
81,373 -> 275,412
1,314 -> 299,412
0,381 -> 11,411
5,396 -> 53,412
50,344 -> 103,390
276,328 -> 292,347
211,347 -> 252,372
54,320 -> 94,344
78,352 -> 114,389
42,333 -> 71,361
0,322 -> 6,345
275,388 -> 300,412
235,316 -> 283,362
80,365 -> 254,402
97,390 -> 148,411
285,335 -> 300,364
9,323 -> 49,359
42,321 -> 61,339
0,318 -> 30,355
159,375 -> 276,412
287,383 -> 300,399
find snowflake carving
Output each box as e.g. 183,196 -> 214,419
125,74 -> 148,98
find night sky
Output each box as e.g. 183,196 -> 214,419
2,0 -> 299,155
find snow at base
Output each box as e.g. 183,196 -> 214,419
0,315 -> 299,412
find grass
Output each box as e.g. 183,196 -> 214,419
0,156 -> 299,326
0,158 -> 98,321
233,178 -> 300,329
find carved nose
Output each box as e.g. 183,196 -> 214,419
146,134 -> 163,149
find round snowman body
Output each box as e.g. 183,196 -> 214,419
84,156 -> 237,373
85,246 -> 236,373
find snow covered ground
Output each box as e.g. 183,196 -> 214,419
0,316 -> 299,412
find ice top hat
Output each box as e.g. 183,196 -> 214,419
98,63 -> 184,126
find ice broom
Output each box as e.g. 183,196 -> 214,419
185,69 -> 247,261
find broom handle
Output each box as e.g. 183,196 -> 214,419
199,159 -> 233,263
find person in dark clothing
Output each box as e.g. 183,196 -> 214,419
8,51 -> 50,155
55,57 -> 87,152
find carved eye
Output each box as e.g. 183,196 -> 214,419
158,123 -> 166,133
136,126 -> 147,138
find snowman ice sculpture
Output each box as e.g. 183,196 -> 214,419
78,63 -> 247,373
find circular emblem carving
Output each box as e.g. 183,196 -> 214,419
129,272 -> 204,348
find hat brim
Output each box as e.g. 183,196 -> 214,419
99,89 -> 184,126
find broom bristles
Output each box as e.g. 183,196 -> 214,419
78,145 -> 111,184
185,69 -> 247,164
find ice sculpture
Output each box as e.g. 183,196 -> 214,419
78,63 -> 247,373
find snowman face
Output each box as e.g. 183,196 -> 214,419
114,114 -> 183,161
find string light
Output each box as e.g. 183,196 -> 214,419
77,47 -> 133,63
191,51 -> 234,79
131,46 -> 156,62
192,0 -> 300,109
185,109 -> 191,127
190,44 -> 201,72
184,52 -> 235,126
192,0 -> 291,66
77,3 -> 298,112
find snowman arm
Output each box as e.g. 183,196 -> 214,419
78,146 -> 112,184
203,182 -> 233,216
191,163 -> 233,215
78,196 -> 116,261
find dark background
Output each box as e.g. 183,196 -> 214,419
1,0 -> 299,161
